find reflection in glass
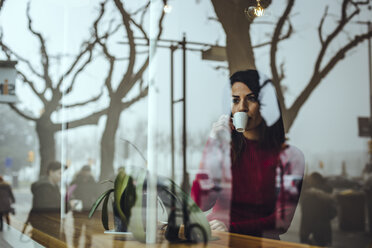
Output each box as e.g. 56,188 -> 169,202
191,70 -> 305,240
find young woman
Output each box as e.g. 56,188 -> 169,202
191,70 -> 305,239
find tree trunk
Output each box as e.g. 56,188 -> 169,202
99,100 -> 122,181
36,119 -> 56,177
211,0 -> 271,73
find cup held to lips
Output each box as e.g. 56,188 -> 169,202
233,112 -> 248,132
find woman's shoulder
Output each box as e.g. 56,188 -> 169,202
0,181 -> 11,188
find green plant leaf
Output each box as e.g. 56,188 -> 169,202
102,194 -> 110,230
114,169 -> 130,223
89,188 -> 114,218
121,177 -> 136,219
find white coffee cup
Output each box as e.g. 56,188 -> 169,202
233,112 -> 248,132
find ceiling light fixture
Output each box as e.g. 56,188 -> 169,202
244,0 -> 264,19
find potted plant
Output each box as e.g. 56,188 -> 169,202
88,168 -> 136,232
89,167 -> 211,243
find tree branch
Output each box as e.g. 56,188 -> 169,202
118,0 -> 167,97
56,108 -> 107,131
120,85 -> 148,110
57,1 -> 108,91
58,40 -> 97,90
17,70 -> 47,105
270,0 -> 295,111
289,29 -> 372,129
26,2 -> 53,90
8,103 -> 37,121
93,27 -> 116,98
0,32 -> 44,78
314,0 -> 360,74
63,46 -> 94,95
279,62 -> 285,82
320,30 -> 372,80
129,15 -> 149,42
318,6 -> 329,46
62,87 -> 104,109
114,0 -> 137,82
130,0 -> 150,16
252,19 -> 293,48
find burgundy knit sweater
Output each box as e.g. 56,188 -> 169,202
191,138 -> 302,239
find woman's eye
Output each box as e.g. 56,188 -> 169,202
232,98 -> 239,104
247,96 -> 257,102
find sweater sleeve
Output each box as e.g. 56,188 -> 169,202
191,138 -> 226,211
191,116 -> 232,212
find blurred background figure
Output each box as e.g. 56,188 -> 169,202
0,175 -> 15,231
27,161 -> 64,244
68,165 -> 99,248
300,172 -> 336,247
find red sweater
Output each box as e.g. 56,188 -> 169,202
191,138 -> 303,239
230,139 -> 279,236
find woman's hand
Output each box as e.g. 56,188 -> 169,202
209,219 -> 228,232
210,115 -> 232,141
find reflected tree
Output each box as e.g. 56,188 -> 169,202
0,3 -> 109,176
211,0 -> 372,131
0,0 -> 168,179
96,0 -> 167,180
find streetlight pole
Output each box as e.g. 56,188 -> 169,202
170,44 -> 176,184
368,21 -> 372,139
368,21 -> 372,163
181,34 -> 190,194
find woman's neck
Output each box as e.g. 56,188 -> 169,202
243,128 -> 260,140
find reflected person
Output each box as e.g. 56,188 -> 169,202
28,161 -> 65,243
300,172 -> 336,246
69,165 -> 98,248
0,175 -> 15,231
191,70 -> 305,239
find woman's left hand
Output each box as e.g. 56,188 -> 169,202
209,219 -> 228,232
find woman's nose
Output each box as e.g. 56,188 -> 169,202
238,100 -> 248,112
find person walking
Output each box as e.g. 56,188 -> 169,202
27,161 -> 64,244
300,172 -> 336,246
68,165 -> 99,248
0,175 -> 15,231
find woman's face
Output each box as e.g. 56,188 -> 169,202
231,82 -> 263,131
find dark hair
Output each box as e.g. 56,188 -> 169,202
230,70 -> 285,164
47,161 -> 62,174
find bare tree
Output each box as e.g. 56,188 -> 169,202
0,2 -> 110,176
211,0 -> 372,131
95,0 -> 167,180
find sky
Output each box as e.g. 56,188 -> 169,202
0,0 -> 371,177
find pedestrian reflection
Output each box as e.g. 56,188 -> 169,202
0,175 -> 15,231
300,172 -> 336,246
68,165 -> 99,248
27,161 -> 65,244
191,70 -> 305,240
